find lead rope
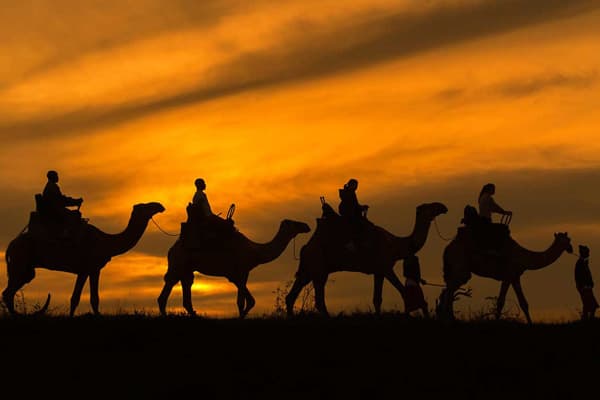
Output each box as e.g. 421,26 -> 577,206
292,237 -> 300,260
433,218 -> 455,242
151,217 -> 179,237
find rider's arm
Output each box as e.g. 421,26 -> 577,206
62,194 -> 82,207
489,197 -> 508,215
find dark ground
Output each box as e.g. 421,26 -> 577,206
0,313 -> 598,399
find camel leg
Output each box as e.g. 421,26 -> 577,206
313,274 -> 329,316
236,284 -> 245,316
373,274 -> 384,315
157,274 -> 180,316
243,288 -> 256,318
285,274 -> 311,316
1,284 -> 19,315
233,275 -> 255,319
436,283 -> 457,322
181,272 -> 196,316
157,279 -> 178,316
383,270 -> 406,311
496,281 -> 510,320
70,273 -> 89,317
512,279 -> 532,324
89,270 -> 101,315
2,268 -> 35,315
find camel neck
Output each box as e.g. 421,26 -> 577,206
102,213 -> 149,257
253,226 -> 294,266
516,239 -> 566,271
388,213 -> 433,262
393,213 -> 432,258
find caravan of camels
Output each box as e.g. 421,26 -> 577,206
3,171 -> 593,324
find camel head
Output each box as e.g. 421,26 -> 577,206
132,202 -> 166,220
280,219 -> 311,237
416,202 -> 448,221
554,232 -> 573,254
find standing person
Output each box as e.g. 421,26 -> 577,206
42,170 -> 83,222
478,183 -> 512,223
402,254 -> 429,317
575,245 -> 598,321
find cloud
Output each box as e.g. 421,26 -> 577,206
493,72 -> 597,97
2,0 -> 598,141
435,71 -> 597,101
0,0 -> 257,89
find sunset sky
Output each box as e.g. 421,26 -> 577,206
1,0 -> 599,320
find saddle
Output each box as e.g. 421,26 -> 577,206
319,198 -> 376,253
28,193 -> 87,242
181,203 -> 237,250
461,205 -> 510,256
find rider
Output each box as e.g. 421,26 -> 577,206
192,178 -> 214,218
338,178 -> 369,219
477,183 -> 512,252
338,178 -> 370,251
478,183 -> 512,223
42,170 -> 83,223
188,178 -> 233,238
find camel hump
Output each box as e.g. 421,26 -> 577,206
180,216 -> 239,250
461,205 -> 479,226
27,208 -> 88,244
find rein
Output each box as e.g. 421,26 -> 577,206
292,237 -> 300,260
433,218 -> 455,242
423,282 -> 446,288
151,217 -> 179,237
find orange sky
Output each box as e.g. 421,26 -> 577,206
1,0 -> 600,320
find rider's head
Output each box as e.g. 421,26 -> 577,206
579,245 -> 590,258
195,178 -> 206,191
479,183 -> 495,199
47,170 -> 59,183
345,178 -> 358,191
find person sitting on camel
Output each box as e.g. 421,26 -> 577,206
192,178 -> 214,218
42,170 -> 83,222
188,178 -> 233,237
478,183 -> 512,223
477,183 -> 513,254
338,178 -> 369,220
338,178 -> 369,252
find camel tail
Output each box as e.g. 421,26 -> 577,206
33,294 -> 51,315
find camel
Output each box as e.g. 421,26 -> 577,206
2,202 -> 165,316
157,219 -> 311,318
436,214 -> 573,324
285,201 -> 448,316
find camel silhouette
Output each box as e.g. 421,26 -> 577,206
2,202 -> 165,316
437,221 -> 573,323
157,219 -> 311,318
285,201 -> 448,316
